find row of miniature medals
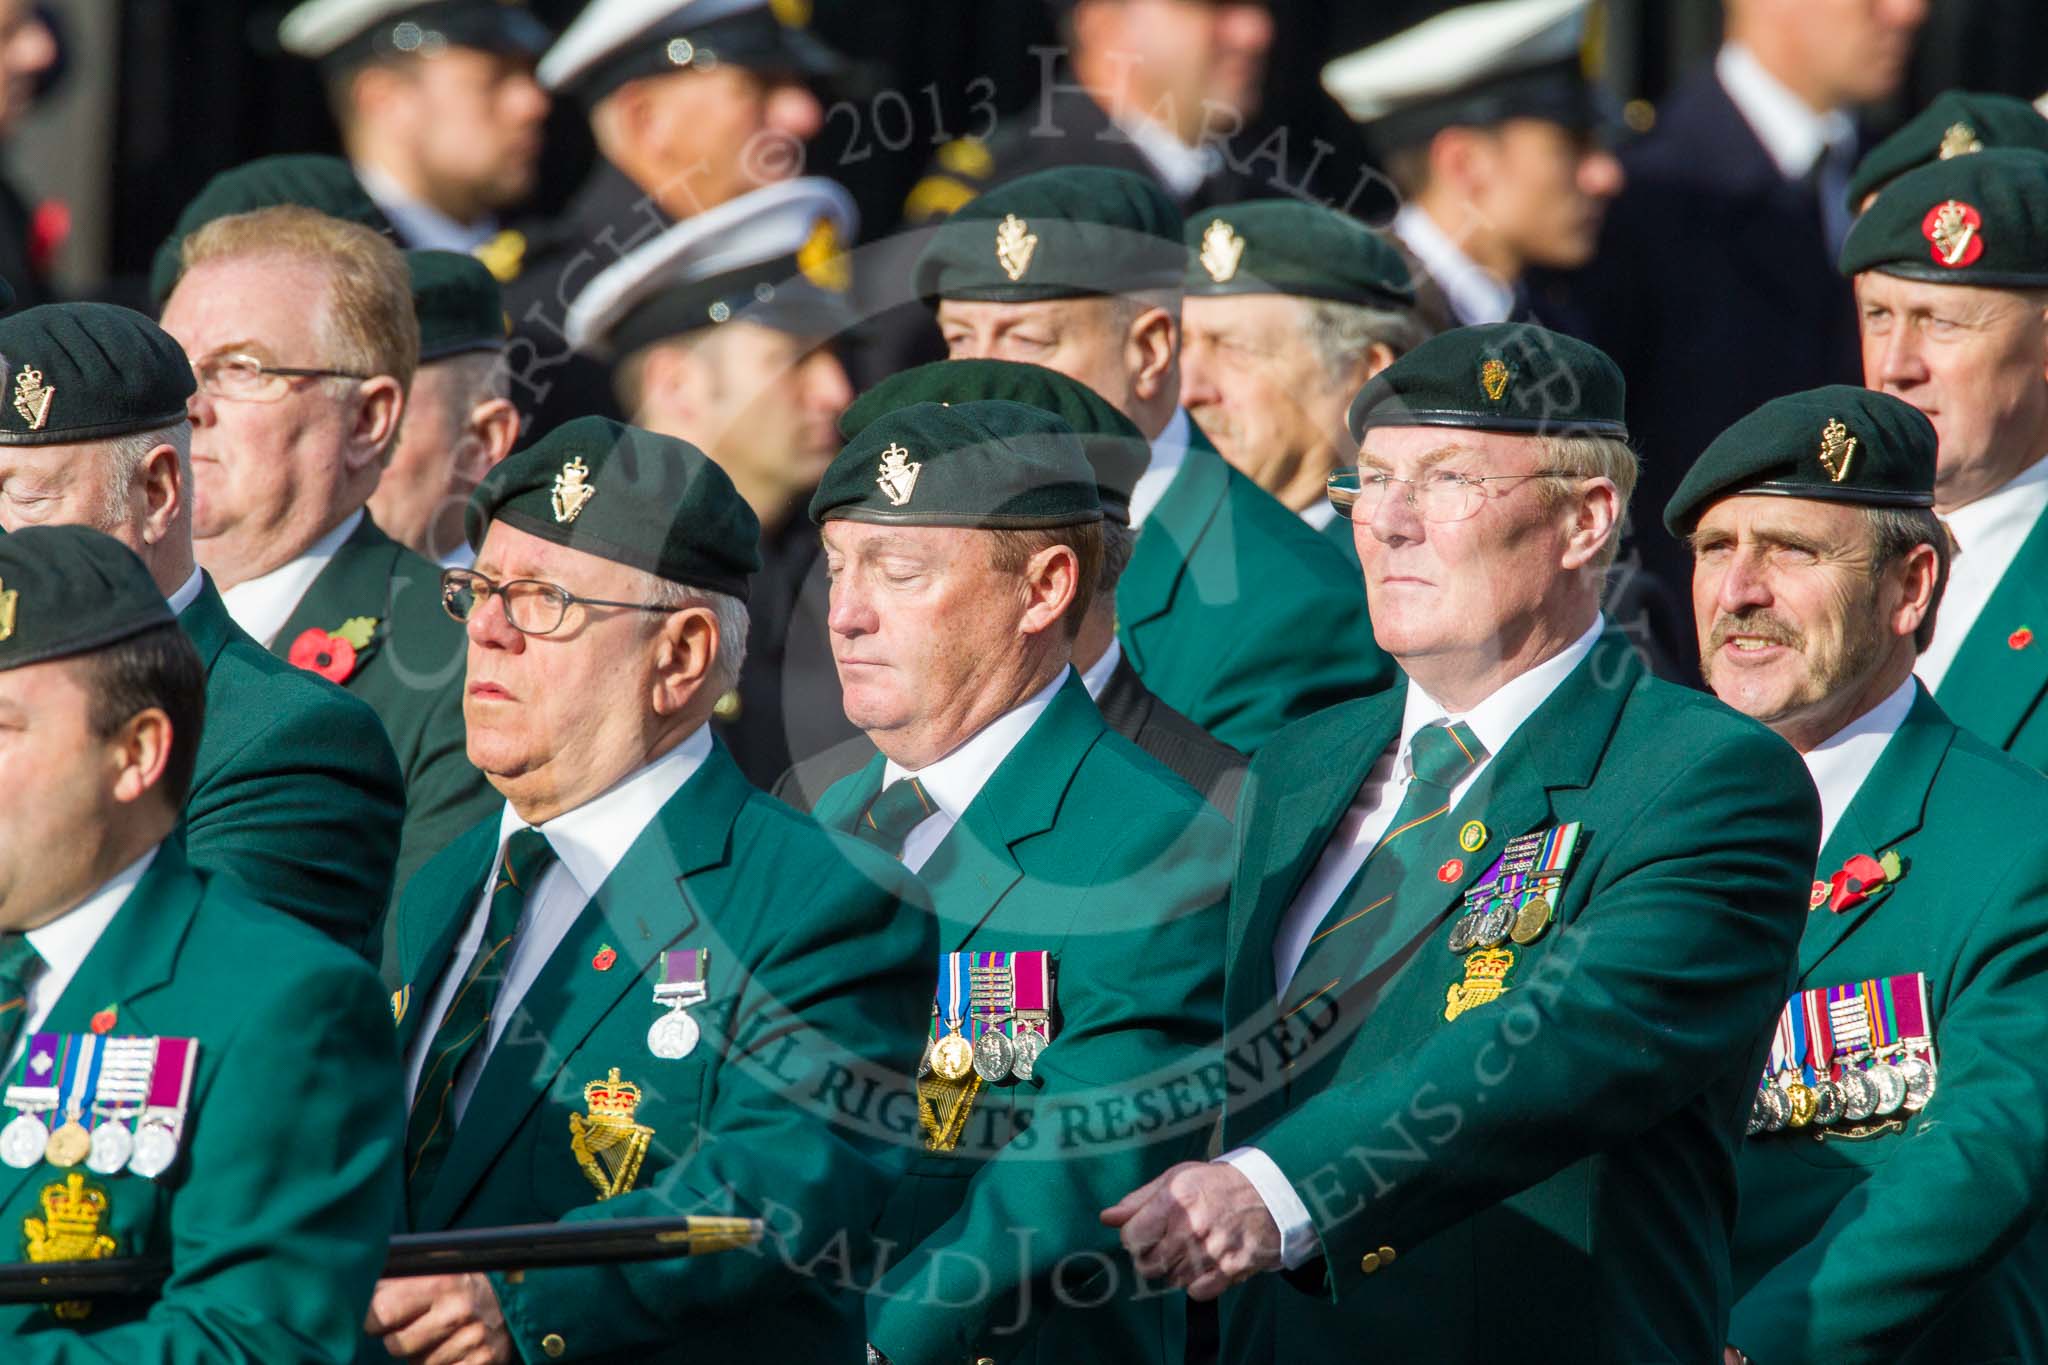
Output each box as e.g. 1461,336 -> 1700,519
0,1032 -> 197,1177
918,951 -> 1054,1086
1748,971 -> 1937,1137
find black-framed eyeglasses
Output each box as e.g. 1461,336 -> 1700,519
190,351 -> 371,403
1327,467 -> 1577,524
440,568 -> 675,637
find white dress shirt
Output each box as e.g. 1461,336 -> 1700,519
1916,454 -> 2048,692
403,725 -> 712,1118
357,163 -> 500,256
1222,616 -> 1604,1267
218,508 -> 364,647
1802,675 -> 1917,849
1129,408 -> 1192,529
1300,499 -> 1339,531
15,848 -> 157,1061
166,567 -> 204,615
882,668 -> 1070,874
1392,203 -> 1515,327
1716,43 -> 1857,247
1079,639 -> 1122,701
1116,115 -> 1222,203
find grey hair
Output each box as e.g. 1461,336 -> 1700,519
1866,505 -> 1953,653
1302,298 -> 1429,381
641,573 -> 750,697
1098,517 -> 1138,592
100,420 -> 192,532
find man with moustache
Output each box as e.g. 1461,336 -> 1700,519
1106,324 -> 1819,1364
1839,148 -> 2048,771
1669,386 -> 2048,1365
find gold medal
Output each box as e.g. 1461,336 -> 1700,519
43,1121 -> 90,1169
1508,894 -> 1551,946
931,1030 -> 973,1082
1784,1082 -> 1818,1128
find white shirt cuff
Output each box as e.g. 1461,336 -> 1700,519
1217,1147 -> 1318,1269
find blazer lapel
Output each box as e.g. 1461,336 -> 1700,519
174,575 -> 237,675
414,746 -> 747,1229
1116,418 -> 1229,672
1932,513 -> 2048,750
1798,686 -> 1951,979
391,822 -> 502,1057
271,515 -> 403,669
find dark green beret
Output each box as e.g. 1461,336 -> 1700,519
409,250 -> 507,362
1663,386 -> 1936,534
150,155 -> 393,305
810,400 -> 1101,530
911,167 -> 1185,303
1838,147 -> 2048,288
1346,322 -> 1627,442
0,525 -> 175,672
1184,200 -> 1415,309
838,360 -> 1146,522
1845,90 -> 2048,209
466,416 -> 761,599
0,303 -> 195,446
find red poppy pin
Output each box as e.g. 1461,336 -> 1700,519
1826,850 -> 1904,914
1437,858 -> 1464,884
592,945 -> 617,972
2011,626 -> 2034,651
90,1006 -> 117,1035
287,616 -> 378,684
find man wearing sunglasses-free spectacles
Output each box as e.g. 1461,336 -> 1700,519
439,567 -> 674,636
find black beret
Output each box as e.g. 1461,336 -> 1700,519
466,416 -> 761,599
278,0 -> 552,71
838,360 -> 1146,522
151,155 -> 392,305
0,303 -> 195,445
911,167 -> 1186,303
1845,90 -> 2048,209
1184,200 -> 1415,308
810,400 -> 1102,530
1663,386 -> 1937,534
1347,321 -> 1627,442
409,250 -> 507,362
0,525 -> 176,672
1838,147 -> 2048,288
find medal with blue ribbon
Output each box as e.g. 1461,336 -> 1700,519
45,1034 -> 103,1168
917,954 -> 982,1153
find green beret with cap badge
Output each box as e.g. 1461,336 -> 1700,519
911,167 -> 1185,303
0,525 -> 178,672
1346,321 -> 1627,442
1662,385 -> 1936,534
1844,90 -> 2048,210
465,415 -> 761,599
1184,200 -> 1416,309
0,302 -> 195,446
409,250 -> 508,362
1838,147 -> 2048,288
149,155 -> 393,305
810,400 -> 1102,530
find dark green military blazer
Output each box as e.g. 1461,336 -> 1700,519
1117,421 -> 1390,754
1217,638 -> 1819,1364
1933,510 -> 2048,773
1730,685 -> 2048,1364
812,675 -> 1232,1365
180,573 -> 404,957
266,513 -> 497,906
385,738 -> 933,1364
0,839 -> 404,1361
1315,512 -> 1359,567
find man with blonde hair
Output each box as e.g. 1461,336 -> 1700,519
160,203 -> 495,908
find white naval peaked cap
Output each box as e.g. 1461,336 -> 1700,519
565,175 -> 858,355
279,0 -> 549,62
538,0 -> 773,93
1321,0 -> 1593,124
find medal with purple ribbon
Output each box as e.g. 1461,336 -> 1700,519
0,1032 -> 60,1168
647,948 -> 709,1060
128,1036 -> 196,1179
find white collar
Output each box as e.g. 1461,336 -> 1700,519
1397,615 -> 1604,774
26,846 -> 158,986
1079,638 -> 1122,701
166,567 -> 205,616
1942,450 -> 2048,536
1393,203 -> 1515,326
1802,674 -> 1918,850
1114,114 -> 1220,202
1715,43 -> 1855,180
1129,408 -> 1193,528
355,162 -> 499,255
884,667 -> 1070,821
495,724 -> 714,902
1300,499 -> 1339,530
216,508 -> 364,647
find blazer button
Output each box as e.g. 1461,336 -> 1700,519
976,1357 -> 997,1364
540,1334 -> 566,1358
1360,1252 -> 1381,1274
1378,1245 -> 1397,1264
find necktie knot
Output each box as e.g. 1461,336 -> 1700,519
1409,720 -> 1485,791
857,777 -> 934,855
499,827 -> 556,894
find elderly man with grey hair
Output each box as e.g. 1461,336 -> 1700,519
0,300 -> 404,955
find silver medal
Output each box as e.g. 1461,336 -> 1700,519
1476,905 -> 1512,950
1811,1079 -> 1842,1127
0,1111 -> 48,1169
87,1122 -> 134,1176
1448,915 -> 1478,953
1896,1055 -> 1936,1110
1760,1085 -> 1790,1132
1868,1061 -> 1906,1116
1745,1091 -> 1767,1137
127,1121 -> 179,1179
647,1009 -> 700,1061
1837,1066 -> 1878,1121
971,1029 -> 1014,1083
1012,1029 -> 1045,1082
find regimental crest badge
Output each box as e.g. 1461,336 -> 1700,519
1444,946 -> 1515,1021
877,441 -> 921,507
1199,219 -> 1246,283
1923,198 -> 1985,269
0,576 -> 16,644
11,364 -> 51,431
551,456 -> 596,524
390,985 -> 410,1026
568,1068 -> 653,1201
995,213 -> 1038,282
797,215 -> 851,293
1480,357 -> 1511,403
25,1173 -> 116,1320
1939,122 -> 1983,159
1818,417 -> 1858,483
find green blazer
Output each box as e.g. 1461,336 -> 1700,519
1730,685 -> 2048,1364
1117,421 -> 1389,754
0,839 -> 404,1362
267,513 -> 497,909
385,738 -> 933,1365
180,573 -> 405,958
1315,512 -> 1359,567
1217,638 -> 1820,1365
1933,509 -> 2048,773
812,676 -> 1232,1365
